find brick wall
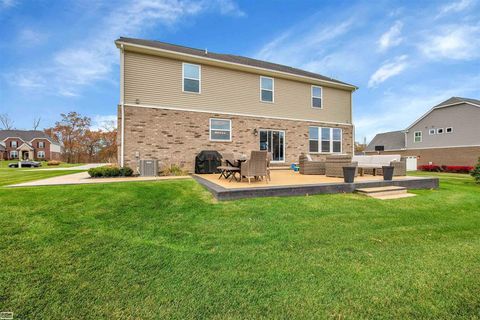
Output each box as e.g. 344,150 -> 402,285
119,106 -> 353,172
365,146 -> 480,166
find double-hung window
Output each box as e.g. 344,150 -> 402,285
414,131 -> 422,143
312,86 -> 323,108
309,127 -> 342,153
260,76 -> 274,102
11,141 -> 17,148
38,141 -> 45,148
37,151 -> 45,158
10,151 -> 18,158
209,118 -> 231,141
183,63 -> 201,93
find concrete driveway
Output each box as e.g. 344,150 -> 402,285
29,163 -> 107,171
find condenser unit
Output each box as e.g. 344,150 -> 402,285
139,159 -> 158,177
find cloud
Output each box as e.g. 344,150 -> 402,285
8,0 -> 245,97
91,114 -> 117,131
211,0 -> 246,17
436,0 -> 475,18
368,55 -> 408,88
17,28 -> 48,47
419,24 -> 480,60
378,21 -> 403,52
0,0 -> 16,9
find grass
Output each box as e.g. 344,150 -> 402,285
0,172 -> 479,319
0,160 -> 85,187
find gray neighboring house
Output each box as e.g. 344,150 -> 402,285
366,97 -> 480,166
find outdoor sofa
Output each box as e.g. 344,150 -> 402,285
352,155 -> 406,176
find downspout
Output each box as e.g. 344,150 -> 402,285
351,89 -> 355,155
120,44 -> 125,167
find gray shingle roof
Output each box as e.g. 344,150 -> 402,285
365,130 -> 405,152
116,37 -> 357,89
434,96 -> 480,108
0,130 -> 59,145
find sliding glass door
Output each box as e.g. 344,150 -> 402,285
259,129 -> 285,162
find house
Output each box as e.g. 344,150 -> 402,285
365,97 -> 480,166
0,130 -> 61,161
115,37 -> 357,171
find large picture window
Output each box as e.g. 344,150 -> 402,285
209,119 -> 231,141
37,151 -> 45,158
260,76 -> 274,102
182,63 -> 201,93
309,127 -> 342,153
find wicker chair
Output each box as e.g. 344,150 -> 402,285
299,153 -> 325,175
220,152 -> 237,167
241,150 -> 268,184
325,154 -> 358,178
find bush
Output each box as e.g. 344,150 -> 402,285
418,164 -> 442,172
47,160 -> 61,166
88,165 -> 133,178
160,164 -> 188,176
470,158 -> 480,183
441,165 -> 474,174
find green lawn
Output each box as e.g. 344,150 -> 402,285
0,172 -> 479,319
0,161 -> 85,187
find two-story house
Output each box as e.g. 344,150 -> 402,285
0,130 -> 61,161
115,37 -> 357,171
365,97 -> 480,166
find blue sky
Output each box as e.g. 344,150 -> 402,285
0,0 -> 479,142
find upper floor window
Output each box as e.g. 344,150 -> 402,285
182,63 -> 201,93
11,141 -> 17,148
437,128 -> 444,134
209,118 -> 231,141
429,129 -> 435,135
37,151 -> 45,158
38,141 -> 45,148
312,86 -> 323,108
309,127 -> 342,153
260,76 -> 274,102
414,131 -> 422,143
446,127 -> 453,133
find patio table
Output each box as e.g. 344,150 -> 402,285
358,165 -> 381,176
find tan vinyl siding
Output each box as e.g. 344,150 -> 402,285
124,51 -> 352,124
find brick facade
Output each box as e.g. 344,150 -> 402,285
119,106 -> 354,172
365,146 -> 480,166
2,137 -> 60,161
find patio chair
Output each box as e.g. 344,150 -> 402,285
220,152 -> 238,167
325,154 -> 358,178
241,150 -> 268,184
299,153 -> 325,175
217,152 -> 240,181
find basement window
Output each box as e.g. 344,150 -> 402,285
182,63 -> 201,93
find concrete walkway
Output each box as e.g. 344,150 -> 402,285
9,171 -> 191,187
29,163 -> 107,171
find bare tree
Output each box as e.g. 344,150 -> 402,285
33,117 -> 42,130
0,113 -> 14,130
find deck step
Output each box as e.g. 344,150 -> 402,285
372,193 -> 417,200
356,186 -> 411,199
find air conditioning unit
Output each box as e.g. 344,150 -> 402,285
139,159 -> 158,177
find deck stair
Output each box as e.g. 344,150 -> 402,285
355,186 -> 416,200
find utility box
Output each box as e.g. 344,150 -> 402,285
139,159 -> 158,176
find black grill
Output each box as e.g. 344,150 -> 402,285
195,150 -> 222,174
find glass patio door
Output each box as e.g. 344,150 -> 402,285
259,129 -> 285,162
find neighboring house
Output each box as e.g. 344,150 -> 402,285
0,130 -> 61,161
116,37 -> 357,171
366,97 -> 480,166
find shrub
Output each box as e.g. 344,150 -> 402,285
160,164 -> 188,176
88,165 -> 133,178
418,164 -> 442,172
441,165 -> 474,174
470,158 -> 480,183
47,160 -> 61,166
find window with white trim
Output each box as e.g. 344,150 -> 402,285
38,141 -> 45,148
312,86 -> 323,108
309,127 -> 342,153
209,118 -> 231,141
11,141 -> 17,148
260,76 -> 274,102
429,129 -> 436,135
437,128 -> 444,134
10,151 -> 18,158
182,63 -> 201,93
37,151 -> 45,158
414,131 -> 422,143
446,127 -> 453,133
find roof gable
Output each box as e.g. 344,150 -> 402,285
0,130 -> 58,145
366,130 -> 405,152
